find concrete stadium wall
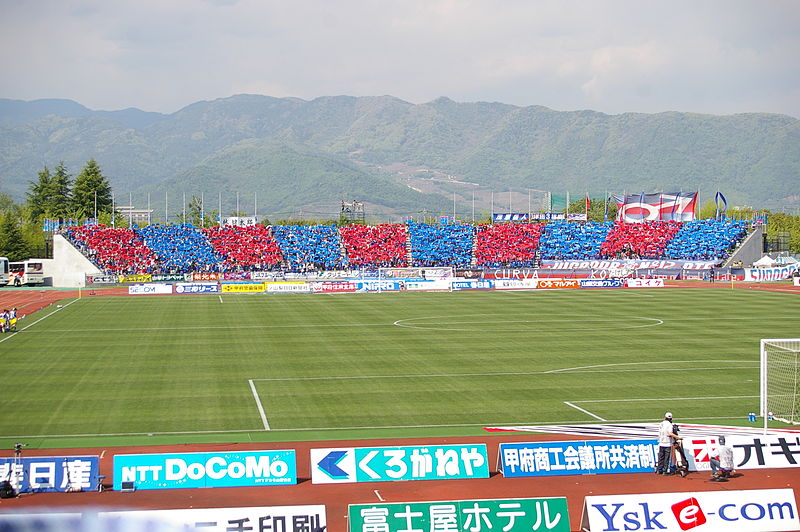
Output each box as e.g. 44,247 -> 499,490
50,234 -> 102,287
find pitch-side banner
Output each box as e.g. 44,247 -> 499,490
0,456 -> 99,493
113,450 -> 297,490
682,435 -> 800,471
744,264 -> 800,282
349,498 -> 570,532
311,444 -> 489,484
581,489 -> 799,532
614,192 -> 698,223
499,440 -> 657,477
0,505 -> 325,532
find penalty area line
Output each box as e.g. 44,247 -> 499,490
248,379 -> 271,430
564,401 -> 606,421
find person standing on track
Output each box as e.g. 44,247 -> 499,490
656,412 -> 681,475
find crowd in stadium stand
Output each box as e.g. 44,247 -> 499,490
67,225 -> 157,274
407,222 -> 475,268
64,218 -> 752,275
137,224 -> 222,272
538,221 -> 613,260
664,219 -> 749,260
271,224 -> 344,271
600,221 -> 682,259
204,225 -> 283,271
340,223 -> 408,268
474,223 -> 544,268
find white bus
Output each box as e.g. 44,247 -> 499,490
8,260 -> 44,286
0,257 -> 8,285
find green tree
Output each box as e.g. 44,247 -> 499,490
71,158 -> 112,219
49,161 -> 73,219
0,212 -> 30,261
26,166 -> 53,220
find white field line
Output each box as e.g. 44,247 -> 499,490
564,401 -> 606,421
576,395 -> 758,403
0,298 -> 80,344
3,415 -> 752,440
248,379 -> 271,430
219,295 -> 223,303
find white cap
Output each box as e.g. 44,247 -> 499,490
665,412 -> 673,418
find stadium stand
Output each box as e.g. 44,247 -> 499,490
600,221 -> 681,259
339,223 -> 408,268
271,224 -> 345,272
663,219 -> 749,260
67,225 -> 157,274
407,222 -> 475,268
538,221 -> 613,260
204,225 -> 284,271
136,223 -> 222,272
473,223 -> 544,268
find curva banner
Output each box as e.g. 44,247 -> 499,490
581,489 -> 799,532
113,450 -> 297,490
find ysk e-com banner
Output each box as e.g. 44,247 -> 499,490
311,444 -> 488,484
113,449 -> 296,490
581,489 -> 799,532
0,455 -> 99,493
498,440 -> 658,477
349,497 -> 570,532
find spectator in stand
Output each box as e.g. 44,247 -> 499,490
204,225 -> 284,271
340,224 -> 408,269
271,224 -> 345,272
67,225 -> 158,274
600,221 -> 681,260
407,222 -> 475,268
664,219 -> 748,261
473,223 -> 544,268
538,221 -> 612,260
136,223 -> 222,273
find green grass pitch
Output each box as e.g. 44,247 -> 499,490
1,288 -> 797,448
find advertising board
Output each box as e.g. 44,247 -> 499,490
626,278 -> 665,288
499,439 -> 658,477
175,282 -> 220,294
0,455 -> 99,493
349,497 -> 570,532
682,435 -> 800,471
128,283 -> 173,295
581,489 -> 799,532
0,505 -> 326,532
113,450 -> 297,490
311,444 -> 488,484
537,279 -> 580,289
220,283 -> 265,293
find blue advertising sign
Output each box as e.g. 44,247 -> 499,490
113,450 -> 297,490
499,439 -> 658,477
579,279 -> 624,288
0,456 -> 100,493
312,444 -> 489,484
353,280 -> 403,292
451,280 -> 493,290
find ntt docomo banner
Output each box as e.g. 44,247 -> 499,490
581,489 -> 799,532
113,449 -> 297,490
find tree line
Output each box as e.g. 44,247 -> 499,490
1,159 -> 799,262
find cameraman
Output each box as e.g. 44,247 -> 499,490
656,412 -> 681,475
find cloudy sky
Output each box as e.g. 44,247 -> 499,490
1,0 -> 798,117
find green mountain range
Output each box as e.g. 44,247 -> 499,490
1,94 -> 798,221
